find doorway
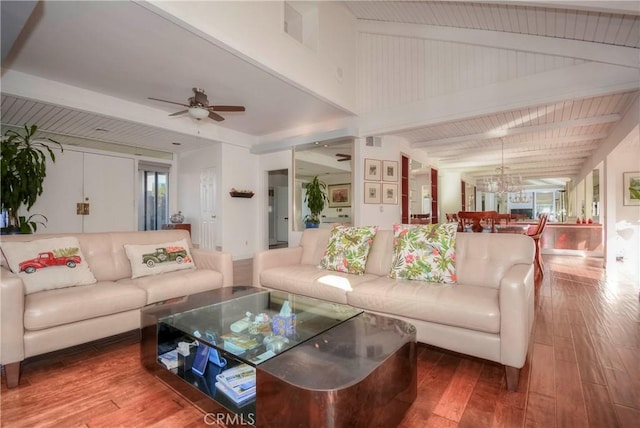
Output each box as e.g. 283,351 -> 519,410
268,169 -> 289,249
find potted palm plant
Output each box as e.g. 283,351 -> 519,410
303,176 -> 328,228
1,125 -> 62,234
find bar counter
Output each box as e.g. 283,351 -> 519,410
537,222 -> 604,257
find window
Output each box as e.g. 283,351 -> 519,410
139,162 -> 170,231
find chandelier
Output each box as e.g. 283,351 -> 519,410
480,139 -> 524,195
509,189 -> 532,204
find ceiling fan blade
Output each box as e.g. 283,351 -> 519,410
148,97 -> 189,107
208,111 -> 225,122
169,110 -> 188,117
210,105 -> 246,112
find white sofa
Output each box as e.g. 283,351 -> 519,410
253,228 -> 535,391
1,229 -> 233,388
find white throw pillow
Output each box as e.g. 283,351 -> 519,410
124,239 -> 195,279
1,237 -> 97,294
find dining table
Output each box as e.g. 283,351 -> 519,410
495,224 -> 530,234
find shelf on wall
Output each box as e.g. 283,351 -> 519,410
229,191 -> 254,198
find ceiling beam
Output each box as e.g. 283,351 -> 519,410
439,149 -> 596,168
359,62 -> 638,138
504,1 -> 640,16
466,165 -> 584,179
423,133 -> 608,157
1,1 -> 38,63
413,116 -> 619,148
469,162 -> 584,176
357,20 -> 639,69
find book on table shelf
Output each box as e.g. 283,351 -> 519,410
158,349 -> 179,370
220,332 -> 260,354
215,363 -> 256,404
215,381 -> 255,406
216,363 -> 256,389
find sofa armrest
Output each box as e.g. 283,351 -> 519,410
191,249 -> 234,288
498,263 -> 535,368
1,267 -> 25,365
252,247 -> 303,287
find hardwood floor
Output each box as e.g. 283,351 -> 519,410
1,255 -> 638,427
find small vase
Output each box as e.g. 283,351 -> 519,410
170,211 -> 184,224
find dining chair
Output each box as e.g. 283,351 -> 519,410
457,211 -> 498,233
527,213 -> 549,281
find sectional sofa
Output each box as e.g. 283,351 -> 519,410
253,227 -> 536,391
0,229 -> 233,388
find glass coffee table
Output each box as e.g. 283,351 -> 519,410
141,286 -> 416,427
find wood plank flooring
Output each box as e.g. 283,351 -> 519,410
1,255 -> 638,427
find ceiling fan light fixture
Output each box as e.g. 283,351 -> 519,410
188,106 -> 209,120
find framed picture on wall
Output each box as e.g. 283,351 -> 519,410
623,171 -> 640,205
364,182 -> 381,204
364,159 -> 381,181
382,160 -> 398,182
328,183 -> 351,207
382,183 -> 398,204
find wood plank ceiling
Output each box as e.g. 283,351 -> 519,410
345,1 -> 640,187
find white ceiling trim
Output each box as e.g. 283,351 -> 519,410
250,123 -> 359,155
357,20 -> 640,69
359,61 -> 639,137
412,114 -> 620,147
509,1 -> 640,16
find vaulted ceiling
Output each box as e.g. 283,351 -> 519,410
1,1 -> 638,188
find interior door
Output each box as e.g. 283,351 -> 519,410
28,150 -> 135,233
82,153 -> 135,232
276,186 -> 289,243
28,148 -> 84,233
199,167 -> 217,250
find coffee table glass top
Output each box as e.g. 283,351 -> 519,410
158,287 -> 362,365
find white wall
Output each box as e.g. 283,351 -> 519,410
147,1 -> 358,112
571,95 -> 640,270
356,135 -> 411,228
605,132 -> 640,276
179,143 -> 287,259
220,144 -> 260,260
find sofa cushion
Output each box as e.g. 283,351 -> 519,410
389,223 -> 457,283
24,281 -> 146,331
1,237 -> 97,294
117,268 -> 223,305
300,228 -> 332,265
348,277 -> 500,334
320,225 -> 378,275
455,233 -> 534,288
260,265 -> 379,304
124,239 -> 195,279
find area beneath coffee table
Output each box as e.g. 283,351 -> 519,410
141,286 -> 416,427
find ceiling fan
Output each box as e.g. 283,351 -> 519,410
148,88 -> 245,122
336,153 -> 351,162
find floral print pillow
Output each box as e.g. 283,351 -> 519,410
320,225 -> 378,275
389,223 -> 457,283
